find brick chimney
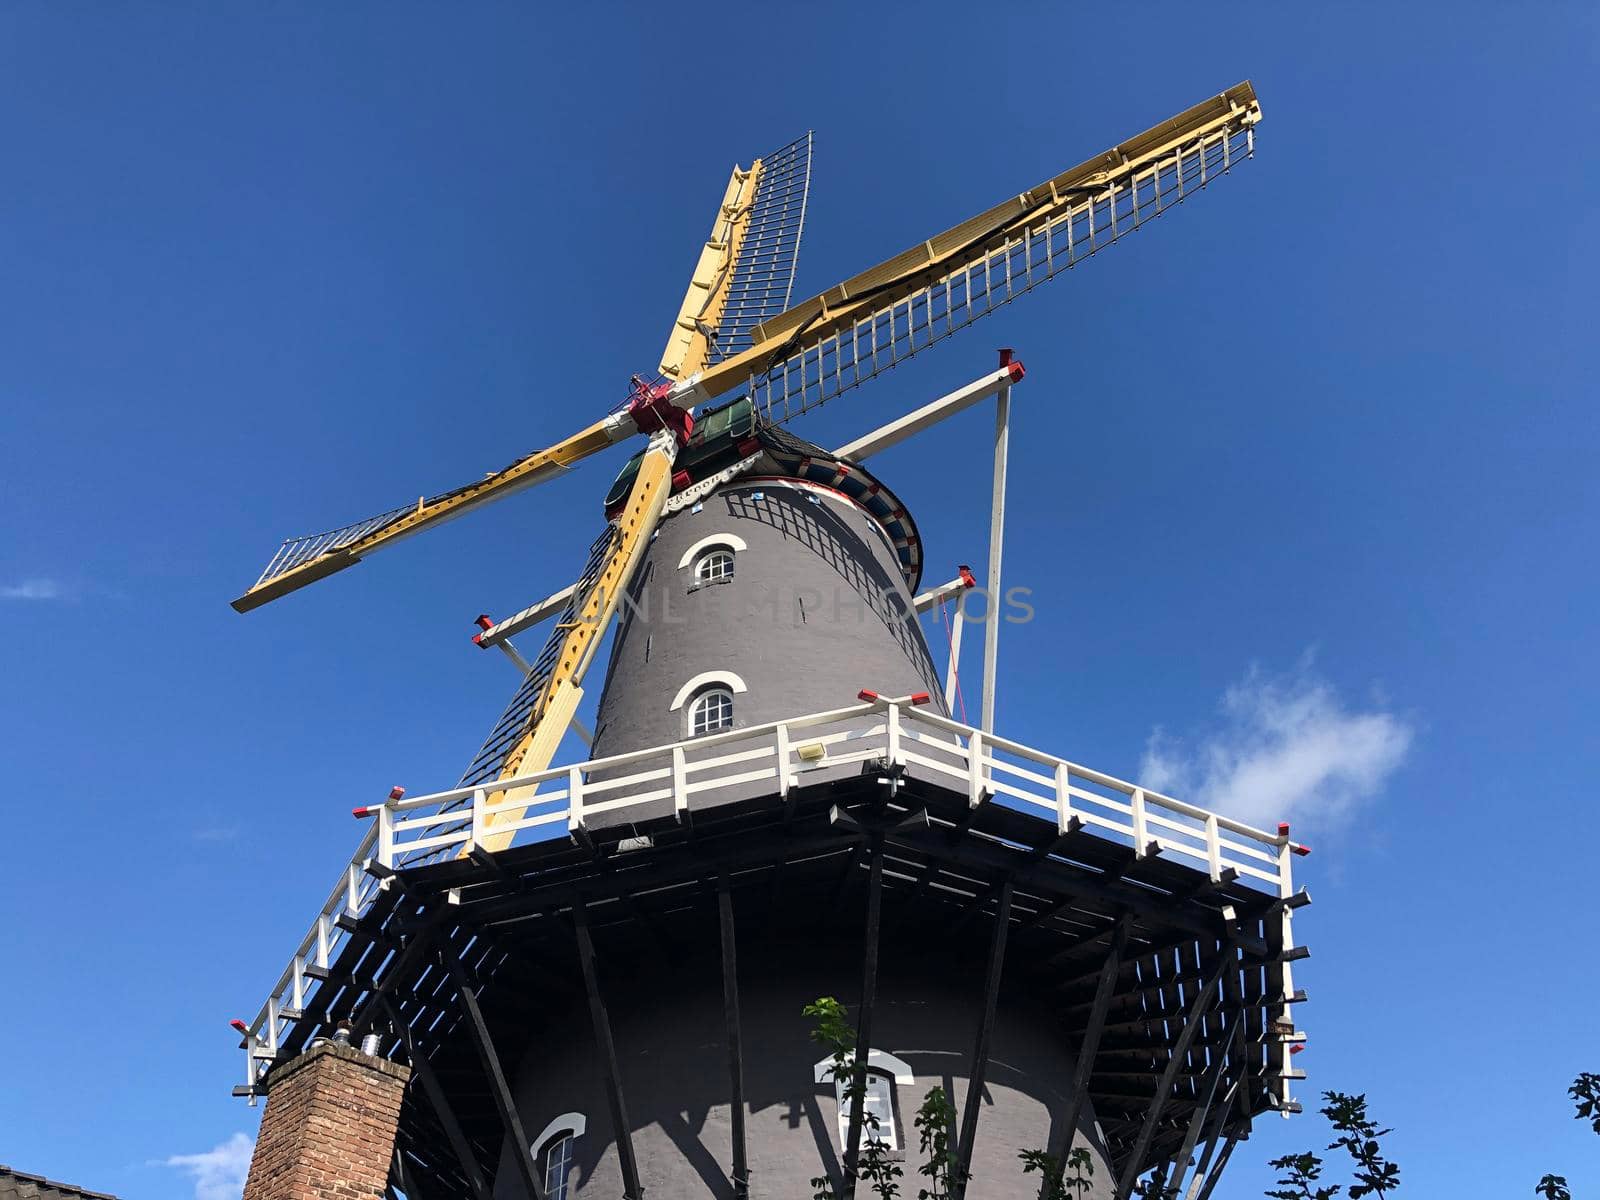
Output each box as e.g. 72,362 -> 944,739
242,1041 -> 410,1200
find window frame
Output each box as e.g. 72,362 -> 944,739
687,685 -> 735,737
694,547 -> 736,584
530,1112 -> 587,1200
813,1050 -> 915,1155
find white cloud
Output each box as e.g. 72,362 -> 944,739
1140,656 -> 1412,833
164,1133 -> 254,1200
0,577 -> 61,600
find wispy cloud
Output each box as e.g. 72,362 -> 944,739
1,577 -> 61,600
1140,655 -> 1412,832
163,1133 -> 254,1200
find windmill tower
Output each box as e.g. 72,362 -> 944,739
231,83 -> 1310,1200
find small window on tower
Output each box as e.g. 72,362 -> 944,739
689,686 -> 735,737
837,1071 -> 899,1150
542,1131 -> 576,1198
530,1113 -> 587,1200
695,547 -> 736,583
815,1051 -> 913,1155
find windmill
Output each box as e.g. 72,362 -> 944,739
232,81 -> 1311,1200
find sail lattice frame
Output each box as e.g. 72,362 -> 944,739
709,132 -> 813,362
747,122 -> 1254,425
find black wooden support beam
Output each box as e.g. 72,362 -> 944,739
1115,941 -> 1237,1199
1165,1020 -> 1243,1200
1191,1127 -> 1243,1200
842,836 -> 886,1199
952,876 -> 1014,1197
393,1145 -> 444,1200
444,956 -> 547,1200
379,995 -> 494,1200
884,827 -> 1268,957
1041,916 -> 1129,1199
344,907 -> 451,1041
717,874 -> 751,1198
573,898 -> 644,1200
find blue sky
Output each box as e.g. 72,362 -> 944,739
2,4 -> 1596,1197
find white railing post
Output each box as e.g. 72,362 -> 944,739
887,703 -> 902,765
345,864 -> 361,917
315,914 -> 331,970
1206,813 -> 1223,882
944,605 -> 966,711
376,803 -> 395,869
265,999 -> 281,1056
1131,788 -> 1150,857
982,376 -> 1011,734
775,722 -> 793,797
469,787 -> 487,854
567,764 -> 585,834
1055,761 -> 1072,834
672,745 -> 689,821
1275,837 -> 1299,1105
967,731 -> 986,808
290,958 -> 305,1013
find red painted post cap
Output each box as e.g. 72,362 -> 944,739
389,786 -> 406,801
475,614 -> 494,630
857,689 -> 880,702
909,692 -> 931,706
230,1019 -> 250,1034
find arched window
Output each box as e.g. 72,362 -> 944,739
814,1050 -> 915,1153
677,532 -> 748,576
531,1113 -> 586,1200
694,547 -> 736,583
542,1132 -> 576,1198
688,686 -> 734,737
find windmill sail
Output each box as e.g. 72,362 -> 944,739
706,132 -> 813,362
658,133 -> 814,382
232,414 -> 625,612
687,83 -> 1262,426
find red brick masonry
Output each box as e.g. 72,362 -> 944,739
242,1042 -> 411,1200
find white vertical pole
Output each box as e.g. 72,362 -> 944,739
568,764 -> 586,834
672,745 -> 689,821
775,721 -> 793,797
943,604 -> 966,712
982,375 -> 1011,734
470,787 -> 487,854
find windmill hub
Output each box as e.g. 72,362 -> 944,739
624,373 -> 696,446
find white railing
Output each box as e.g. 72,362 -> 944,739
237,696 -> 1307,1097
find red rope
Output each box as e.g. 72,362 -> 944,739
938,599 -> 968,724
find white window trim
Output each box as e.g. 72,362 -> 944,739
812,1049 -> 915,1085
531,1111 -> 587,1154
677,532 -> 748,569
670,670 -> 748,712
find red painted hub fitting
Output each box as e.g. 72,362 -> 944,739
626,375 -> 695,445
